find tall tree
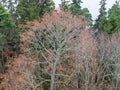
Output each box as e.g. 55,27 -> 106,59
61,0 -> 69,11
69,0 -> 83,15
81,8 -> 93,25
61,0 -> 93,25
94,0 -> 107,31
16,0 -> 55,23
104,1 -> 120,34
0,4 -> 19,73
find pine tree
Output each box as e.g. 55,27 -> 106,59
0,4 -> 19,73
69,0 -> 83,15
0,4 -> 16,35
105,1 -> 120,34
0,3 -> 19,46
94,0 -> 107,31
81,8 -> 93,25
61,0 -> 92,25
61,0 -> 69,11
16,0 -> 55,23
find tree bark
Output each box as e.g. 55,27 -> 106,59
50,62 -> 57,90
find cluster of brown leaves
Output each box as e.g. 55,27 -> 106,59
24,9 -> 97,90
0,9 -> 99,90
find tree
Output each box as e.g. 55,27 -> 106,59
69,0 -> 83,15
96,31 -> 120,89
61,0 -> 69,11
105,1 -> 120,34
0,3 -> 17,46
0,4 -> 19,73
21,9 -> 89,90
0,0 -> 18,21
94,0 -> 107,31
81,8 -> 93,25
61,0 -> 93,25
16,0 -> 55,23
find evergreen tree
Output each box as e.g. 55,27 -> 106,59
0,0 -> 18,21
0,3 -> 19,47
105,1 -> 120,34
61,0 -> 92,25
16,0 -> 55,23
61,0 -> 69,11
81,8 -> 92,25
94,0 -> 107,31
0,4 -> 19,73
0,4 -> 16,37
69,0 -> 83,15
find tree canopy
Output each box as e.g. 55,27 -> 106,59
61,0 -> 92,25
105,1 -> 120,34
94,0 -> 107,32
16,0 -> 55,23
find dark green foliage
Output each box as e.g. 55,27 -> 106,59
81,8 -> 93,25
94,0 -> 107,31
0,4 -> 16,28
0,0 -> 18,21
0,4 -> 17,46
69,0 -> 83,15
0,4 -> 19,73
104,1 -> 120,34
0,4 -> 19,46
94,0 -> 120,34
61,0 -> 69,11
61,0 -> 92,25
16,0 -> 55,23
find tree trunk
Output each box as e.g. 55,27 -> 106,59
50,62 -> 57,90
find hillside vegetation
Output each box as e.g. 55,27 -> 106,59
0,0 -> 120,90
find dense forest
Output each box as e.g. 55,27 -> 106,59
0,0 -> 120,90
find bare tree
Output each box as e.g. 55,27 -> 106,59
24,9 -> 87,90
95,31 -> 120,89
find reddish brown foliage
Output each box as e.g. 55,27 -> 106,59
25,9 -> 97,90
0,9 -> 98,90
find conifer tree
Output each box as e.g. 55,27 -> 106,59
0,3 -> 19,47
81,8 -> 92,25
61,0 -> 92,25
16,0 -> 55,23
0,4 -> 16,38
69,0 -> 83,15
61,0 -> 69,11
105,1 -> 120,34
0,4 -> 19,73
94,0 -> 107,31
